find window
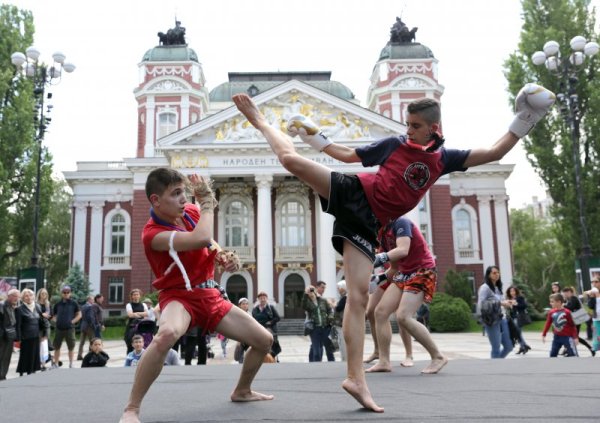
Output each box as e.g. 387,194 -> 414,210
111,214 -> 126,255
281,201 -> 305,246
108,277 -> 124,304
158,112 -> 177,138
455,209 -> 472,250
225,200 -> 249,247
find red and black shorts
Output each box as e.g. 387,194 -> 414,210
319,172 -> 380,262
392,268 -> 437,303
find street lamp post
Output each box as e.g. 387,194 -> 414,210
11,47 -> 75,286
531,36 -> 599,291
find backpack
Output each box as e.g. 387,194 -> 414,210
83,304 -> 95,326
480,298 -> 502,326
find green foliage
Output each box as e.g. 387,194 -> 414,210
103,316 -> 128,327
61,263 -> 90,303
510,209 -> 572,310
444,269 -> 474,308
0,5 -> 66,280
504,0 -> 600,291
429,292 -> 472,332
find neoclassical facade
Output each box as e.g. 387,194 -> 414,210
64,25 -> 514,317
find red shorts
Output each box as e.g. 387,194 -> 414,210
392,268 -> 437,303
159,287 -> 232,333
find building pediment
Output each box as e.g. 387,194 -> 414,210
157,80 -> 406,152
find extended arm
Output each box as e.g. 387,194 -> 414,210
322,143 -> 361,163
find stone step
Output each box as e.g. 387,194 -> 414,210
275,318 -> 400,336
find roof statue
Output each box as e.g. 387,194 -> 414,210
389,17 -> 418,43
157,20 -> 187,46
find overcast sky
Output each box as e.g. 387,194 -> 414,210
9,0 -> 597,208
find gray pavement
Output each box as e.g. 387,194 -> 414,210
0,332 -> 597,422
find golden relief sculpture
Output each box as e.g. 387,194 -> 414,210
170,152 -> 209,169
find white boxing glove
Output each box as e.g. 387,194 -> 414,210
509,83 -> 556,138
286,114 -> 332,152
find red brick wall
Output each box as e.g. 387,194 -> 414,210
130,190 -> 154,294
430,185 -> 454,289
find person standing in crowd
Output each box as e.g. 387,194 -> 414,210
91,294 -> 105,338
15,288 -> 45,376
0,289 -> 20,380
234,298 -> 250,364
302,283 -> 334,362
561,286 -> 594,356
77,295 -> 95,360
252,291 -> 282,361
183,326 -> 208,366
234,81 -> 554,412
365,216 -> 446,374
82,338 -> 110,368
36,288 -> 52,369
542,293 -> 578,357
505,286 -> 532,355
124,289 -> 148,354
52,285 -> 81,369
551,281 -> 561,294
143,298 -> 158,322
583,277 -> 600,353
334,280 -> 347,361
477,266 -> 514,359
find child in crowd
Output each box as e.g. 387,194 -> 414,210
542,293 -> 578,357
82,338 -> 110,368
124,335 -> 146,367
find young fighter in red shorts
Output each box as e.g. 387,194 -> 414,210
120,168 -> 273,423
365,216 -> 446,374
233,83 -> 554,412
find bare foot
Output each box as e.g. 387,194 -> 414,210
232,94 -> 267,129
400,357 -> 414,367
421,356 -> 448,374
363,352 -> 379,364
119,409 -> 140,423
342,378 -> 384,413
365,362 -> 392,373
231,390 -> 274,402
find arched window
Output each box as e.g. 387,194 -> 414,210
111,214 -> 126,255
281,200 -> 305,246
455,209 -> 472,250
225,200 -> 249,247
452,203 -> 480,263
158,112 -> 177,138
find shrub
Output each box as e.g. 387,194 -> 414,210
429,292 -> 472,332
444,269 -> 474,308
103,316 -> 127,327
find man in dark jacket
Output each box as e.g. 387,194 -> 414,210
0,289 -> 20,380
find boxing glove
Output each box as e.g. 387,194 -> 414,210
509,83 -> 556,138
286,114 -> 332,151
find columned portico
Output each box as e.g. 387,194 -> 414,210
72,201 -> 88,269
89,201 -> 105,293
477,195 -> 495,269
255,174 -> 274,301
315,193 -> 337,299
493,194 -> 513,282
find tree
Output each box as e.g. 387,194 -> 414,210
504,0 -> 600,286
61,263 -> 90,304
444,269 -> 474,309
510,209 -> 572,310
0,5 -> 61,276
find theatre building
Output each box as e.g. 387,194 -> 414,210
63,22 -> 514,317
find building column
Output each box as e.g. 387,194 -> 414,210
72,201 -> 88,269
255,174 -> 274,301
391,91 -> 401,122
477,195 -> 495,269
181,94 -> 190,126
88,201 -> 105,294
144,96 -> 155,157
493,194 -> 513,282
315,193 -> 337,299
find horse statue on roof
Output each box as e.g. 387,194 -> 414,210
157,20 -> 187,46
390,17 -> 418,43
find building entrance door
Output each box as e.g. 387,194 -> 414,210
283,274 -> 305,318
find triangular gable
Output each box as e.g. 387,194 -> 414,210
157,79 -> 406,152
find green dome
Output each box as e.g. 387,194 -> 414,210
209,80 -> 355,102
142,45 -> 198,62
378,42 -> 434,61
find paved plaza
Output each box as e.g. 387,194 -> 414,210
1,332 -> 597,422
